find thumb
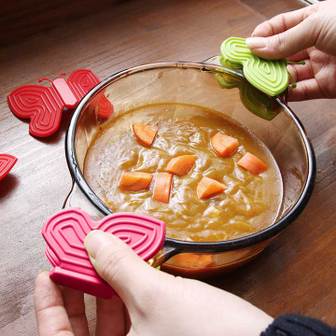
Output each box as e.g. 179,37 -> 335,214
84,230 -> 159,306
246,15 -> 318,59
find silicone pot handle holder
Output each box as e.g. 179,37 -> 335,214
220,37 -> 289,96
7,69 -> 113,138
42,208 -> 165,298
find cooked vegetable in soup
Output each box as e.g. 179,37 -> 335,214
84,103 -> 283,242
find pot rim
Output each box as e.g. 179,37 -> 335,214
65,61 -> 316,253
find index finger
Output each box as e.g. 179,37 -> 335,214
34,272 -> 74,336
62,287 -> 89,336
96,296 -> 127,336
251,6 -> 316,37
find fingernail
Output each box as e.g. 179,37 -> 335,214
84,230 -> 109,259
246,37 -> 266,49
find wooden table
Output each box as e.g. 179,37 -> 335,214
1,0 -> 335,334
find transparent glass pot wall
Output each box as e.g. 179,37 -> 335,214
66,61 -> 315,277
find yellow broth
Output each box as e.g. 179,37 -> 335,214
84,103 -> 283,242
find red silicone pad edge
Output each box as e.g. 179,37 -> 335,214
0,154 -> 17,182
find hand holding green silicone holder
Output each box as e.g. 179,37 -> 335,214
220,37 -> 289,97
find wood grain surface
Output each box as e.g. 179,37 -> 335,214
1,0 -> 335,334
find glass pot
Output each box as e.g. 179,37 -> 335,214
64,58 -> 315,277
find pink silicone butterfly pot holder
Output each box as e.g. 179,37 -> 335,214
42,209 -> 165,299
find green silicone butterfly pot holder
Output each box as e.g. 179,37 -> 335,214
214,72 -> 280,121
220,37 -> 289,97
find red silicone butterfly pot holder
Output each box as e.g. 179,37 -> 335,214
0,154 -> 17,182
42,208 -> 165,298
7,69 -> 113,138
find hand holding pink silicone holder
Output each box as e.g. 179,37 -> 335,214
42,208 -> 165,299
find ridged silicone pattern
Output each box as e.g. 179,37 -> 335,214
220,37 -> 252,64
7,69 -> 113,138
0,154 -> 17,182
244,56 -> 288,96
220,37 -> 289,96
42,209 -> 165,298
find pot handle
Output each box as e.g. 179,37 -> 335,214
202,55 -> 221,65
151,245 -> 181,268
62,179 -> 104,220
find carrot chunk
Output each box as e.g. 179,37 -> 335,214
132,123 -> 158,147
197,176 -> 226,200
166,155 -> 197,176
152,172 -> 173,203
237,152 -> 267,175
211,132 -> 239,157
119,172 -> 152,191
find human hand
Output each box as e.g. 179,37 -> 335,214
34,231 -> 272,336
246,1 -> 336,101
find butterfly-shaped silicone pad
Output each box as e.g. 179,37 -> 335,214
42,209 -> 165,298
7,69 -> 113,138
220,37 -> 289,96
215,73 -> 279,121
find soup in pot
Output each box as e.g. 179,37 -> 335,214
84,103 -> 283,242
